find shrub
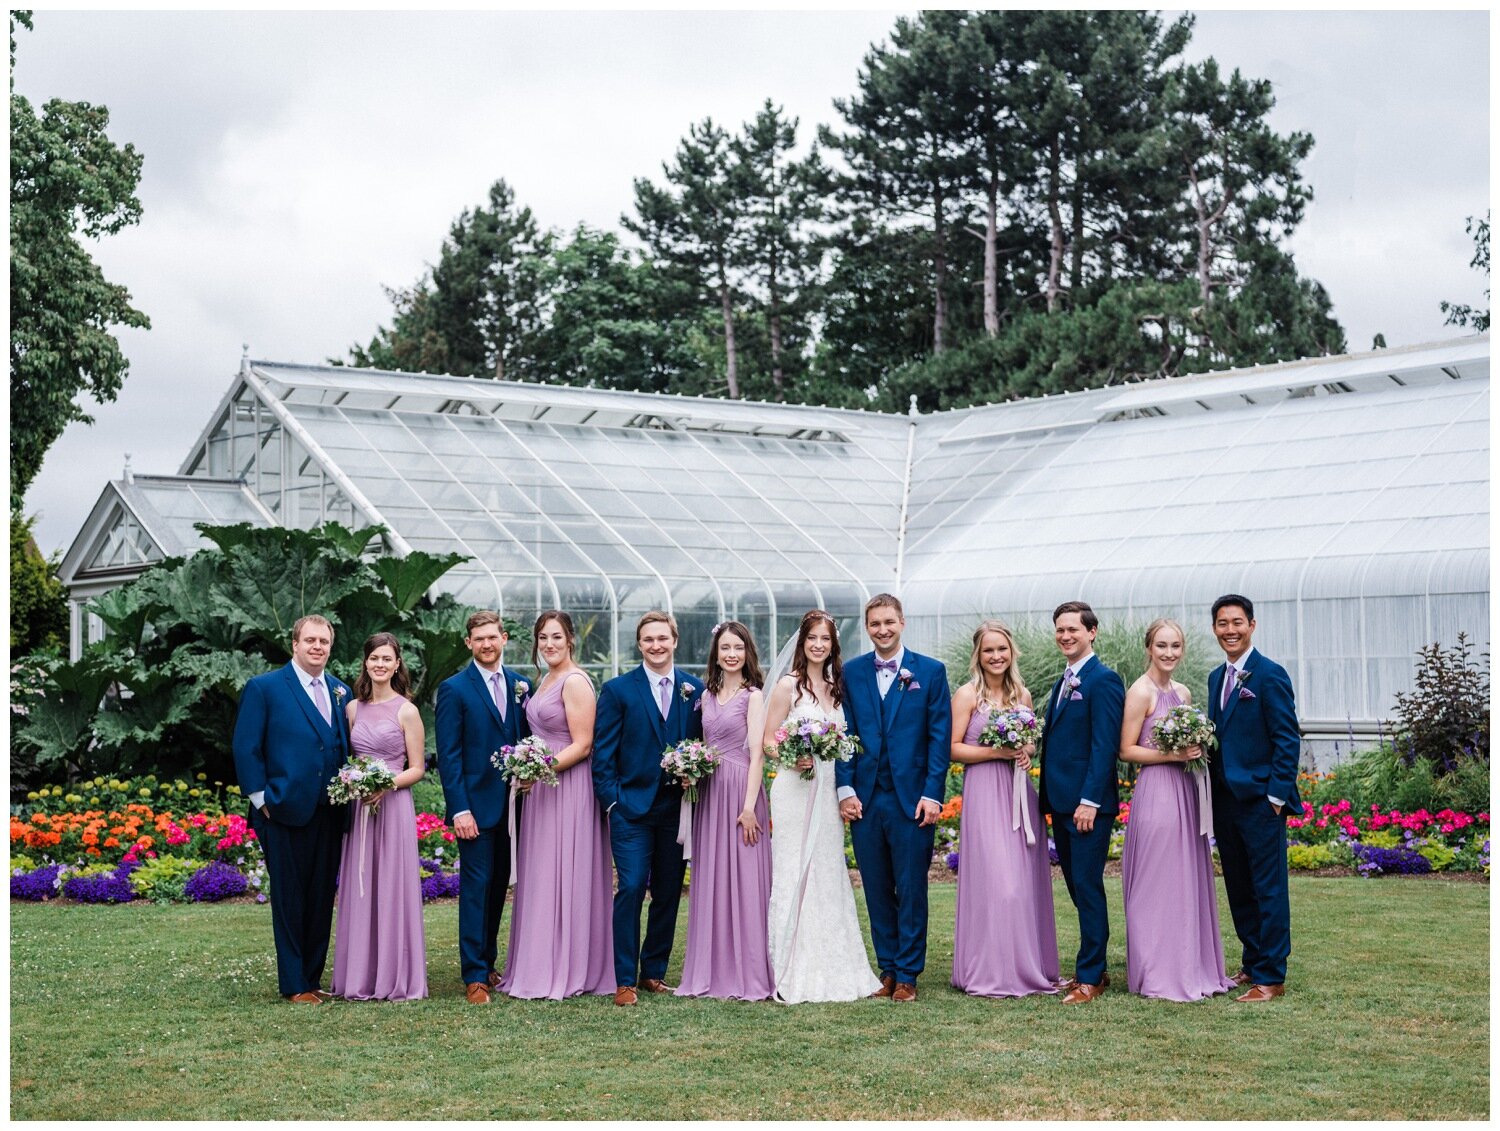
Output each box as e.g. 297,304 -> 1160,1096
128,855 -> 207,901
410,777 -> 447,819
1415,841 -> 1457,871
1387,634 -> 1489,773
1288,843 -> 1336,870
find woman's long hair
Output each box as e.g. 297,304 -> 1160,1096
968,619 -> 1026,708
354,632 -> 413,702
531,609 -> 576,669
792,609 -> 844,707
705,620 -> 764,695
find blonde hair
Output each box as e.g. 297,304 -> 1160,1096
1144,617 -> 1185,651
635,610 -> 678,642
968,619 -> 1026,708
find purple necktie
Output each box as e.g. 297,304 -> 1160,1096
1221,666 -> 1235,711
491,671 -> 506,721
311,677 -> 331,726
1056,668 -> 1074,711
657,676 -> 672,719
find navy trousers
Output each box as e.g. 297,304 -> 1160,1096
609,794 -> 686,988
455,818 -> 514,986
253,804 -> 343,997
1052,811 -> 1115,986
1213,788 -> 1292,985
849,786 -> 935,984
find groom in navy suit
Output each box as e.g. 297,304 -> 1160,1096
592,611 -> 704,1006
1038,600 -> 1124,1005
838,594 -> 952,1003
435,610 -> 530,1004
232,614 -> 350,1003
1208,594 -> 1303,1003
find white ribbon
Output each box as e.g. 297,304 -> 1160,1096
676,794 -> 695,861
356,801 -> 373,898
507,781 -> 521,885
1194,766 -> 1214,839
1011,760 -> 1036,846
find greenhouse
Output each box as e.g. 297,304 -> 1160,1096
60,336 -> 1489,751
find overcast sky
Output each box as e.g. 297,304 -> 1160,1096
13,9 -> 1490,555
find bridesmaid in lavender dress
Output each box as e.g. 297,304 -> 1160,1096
949,620 -> 1059,997
499,610 -> 614,999
331,633 -> 428,1001
676,621 -> 774,1001
1119,617 -> 1235,1002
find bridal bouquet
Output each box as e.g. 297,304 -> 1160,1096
326,754 -> 396,809
771,715 -> 862,781
491,736 -> 559,787
1151,705 -> 1216,774
661,739 -> 722,803
978,706 -> 1043,751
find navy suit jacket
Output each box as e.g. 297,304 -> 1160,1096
838,650 -> 952,817
1208,648 -> 1304,811
434,662 -> 530,830
1038,653 -> 1125,817
592,666 -> 704,821
232,663 -> 352,827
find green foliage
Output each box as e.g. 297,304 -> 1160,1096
409,775 -> 446,819
18,772 -> 244,816
10,510 -> 67,651
10,522 -> 472,786
128,855 -> 207,902
1415,842 -> 1457,872
1287,843 -> 1334,870
9,12 -> 150,500
1344,744 -> 1442,814
1440,212 -> 1489,333
1387,634 -> 1489,772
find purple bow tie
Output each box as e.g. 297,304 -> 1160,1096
875,658 -> 898,673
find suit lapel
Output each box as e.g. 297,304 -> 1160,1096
1045,675 -> 1065,728
466,662 -> 504,727
637,667 -> 668,745
879,667 -> 904,733
1221,659 -> 1247,726
284,664 -> 333,737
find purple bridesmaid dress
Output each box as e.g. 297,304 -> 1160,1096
951,705 -> 1059,997
677,688 -> 774,1001
331,695 -> 428,1001
499,671 -> 614,999
1120,685 -> 1236,1001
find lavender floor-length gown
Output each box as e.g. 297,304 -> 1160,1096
499,670 -> 614,999
331,695 -> 428,1001
677,688 -> 773,1001
1120,685 -> 1235,1002
951,704 -> 1059,997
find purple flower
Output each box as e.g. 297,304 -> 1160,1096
1350,843 -> 1432,876
1046,837 -> 1059,866
184,861 -> 249,902
10,864 -> 62,901
62,872 -> 136,903
944,851 -> 959,872
421,871 -> 462,901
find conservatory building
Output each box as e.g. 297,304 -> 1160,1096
60,336 -> 1489,756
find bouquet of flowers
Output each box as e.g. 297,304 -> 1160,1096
1151,705 -> 1216,774
978,705 -> 1043,751
490,736 -> 559,788
326,754 -> 397,809
660,739 -> 721,803
770,715 -> 862,781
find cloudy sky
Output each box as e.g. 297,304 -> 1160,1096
13,9 -> 1489,555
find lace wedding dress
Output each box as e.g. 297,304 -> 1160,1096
767,692 -> 882,1003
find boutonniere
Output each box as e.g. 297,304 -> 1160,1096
898,667 -> 921,691
332,684 -> 347,704
679,680 -> 694,702
513,679 -> 530,704
1063,673 -> 1083,701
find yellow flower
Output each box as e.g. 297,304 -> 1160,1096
196,772 -> 207,781
25,792 -> 37,801
93,776 -> 105,787
138,788 -> 151,797
50,787 -> 63,796
227,785 -> 241,795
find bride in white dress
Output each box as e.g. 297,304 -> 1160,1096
763,611 -> 882,1004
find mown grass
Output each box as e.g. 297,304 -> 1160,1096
10,877 -> 1488,1120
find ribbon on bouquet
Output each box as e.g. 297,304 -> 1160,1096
507,782 -> 521,885
676,794 -> 695,861
1011,760 -> 1036,846
1193,766 -> 1214,839
356,801 -> 374,898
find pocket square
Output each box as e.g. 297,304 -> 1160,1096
905,680 -> 922,691
1237,687 -> 1256,700
1069,691 -> 1084,701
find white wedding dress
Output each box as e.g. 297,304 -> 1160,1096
767,692 -> 882,1003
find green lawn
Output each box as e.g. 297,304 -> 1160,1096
10,876 -> 1488,1120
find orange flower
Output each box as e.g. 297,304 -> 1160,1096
82,831 -> 99,847
103,836 -> 120,849
85,846 -> 101,856
136,835 -> 154,849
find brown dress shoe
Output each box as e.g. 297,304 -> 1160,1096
1235,983 -> 1285,1003
310,989 -> 336,1002
1230,969 -> 1253,987
614,985 -> 639,1007
1061,981 -> 1107,1005
465,982 -> 492,1004
870,974 -> 896,999
286,991 -> 325,1004
640,977 -> 675,994
486,970 -> 503,990
892,982 -> 917,1003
